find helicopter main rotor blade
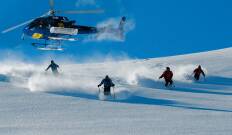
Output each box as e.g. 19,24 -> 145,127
2,13 -> 48,34
49,0 -> 54,11
56,9 -> 104,14
1,19 -> 34,34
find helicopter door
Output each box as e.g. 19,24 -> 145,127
50,27 -> 78,35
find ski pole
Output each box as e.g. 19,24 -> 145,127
113,87 -> 116,99
203,76 -> 206,81
191,72 -> 194,76
189,73 -> 194,78
98,87 -> 101,94
171,81 -> 175,88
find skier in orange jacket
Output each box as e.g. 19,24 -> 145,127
159,67 -> 173,87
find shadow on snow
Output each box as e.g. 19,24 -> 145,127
118,96 -> 232,112
48,89 -> 232,113
0,74 -> 10,83
137,76 -> 232,96
198,76 -> 232,86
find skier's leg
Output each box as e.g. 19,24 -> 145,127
170,80 -> 173,86
165,80 -> 168,87
112,87 -> 116,99
52,70 -> 59,76
104,87 -> 111,96
194,74 -> 200,81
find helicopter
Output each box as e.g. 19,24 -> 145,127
2,0 -> 126,51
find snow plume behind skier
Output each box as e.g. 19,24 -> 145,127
0,57 -> 206,99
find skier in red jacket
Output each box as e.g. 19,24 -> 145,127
193,65 -> 205,81
159,67 -> 173,87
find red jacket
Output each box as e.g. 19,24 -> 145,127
160,70 -> 173,80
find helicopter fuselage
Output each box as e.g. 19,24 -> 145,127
23,16 -> 97,40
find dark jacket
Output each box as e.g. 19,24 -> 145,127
194,68 -> 205,77
159,70 -> 173,81
98,77 -> 115,88
46,63 -> 59,73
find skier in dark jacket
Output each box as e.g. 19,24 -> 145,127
45,60 -> 60,75
193,65 -> 205,81
159,67 -> 174,87
98,75 -> 115,95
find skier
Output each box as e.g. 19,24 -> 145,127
45,60 -> 60,75
159,67 -> 174,87
193,65 -> 205,81
98,75 -> 115,96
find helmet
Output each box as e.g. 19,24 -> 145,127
166,67 -> 170,70
122,16 -> 126,22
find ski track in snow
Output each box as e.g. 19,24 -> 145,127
0,48 -> 232,135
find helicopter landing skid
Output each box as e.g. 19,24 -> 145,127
32,41 -> 63,51
48,37 -> 78,41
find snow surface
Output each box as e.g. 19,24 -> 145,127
0,48 -> 232,135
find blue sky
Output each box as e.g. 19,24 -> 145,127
0,0 -> 232,61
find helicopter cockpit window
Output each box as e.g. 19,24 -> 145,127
52,16 -> 57,19
63,17 -> 69,21
52,18 -> 63,27
28,18 -> 48,28
38,20 -> 48,28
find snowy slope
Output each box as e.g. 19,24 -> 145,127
0,48 -> 232,135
